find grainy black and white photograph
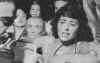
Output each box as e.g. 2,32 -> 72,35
0,0 -> 100,63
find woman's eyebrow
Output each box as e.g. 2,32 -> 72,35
69,20 -> 78,23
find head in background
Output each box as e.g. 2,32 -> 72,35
27,17 -> 44,38
30,0 -> 41,17
14,9 -> 27,27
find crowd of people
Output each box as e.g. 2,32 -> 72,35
0,0 -> 100,63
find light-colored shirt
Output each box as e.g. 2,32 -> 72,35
33,36 -> 100,63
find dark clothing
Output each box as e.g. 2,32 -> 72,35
0,50 -> 14,63
0,32 -> 15,63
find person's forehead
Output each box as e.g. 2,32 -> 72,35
60,16 -> 78,23
31,4 -> 40,10
16,9 -> 25,16
0,2 -> 15,17
28,18 -> 43,25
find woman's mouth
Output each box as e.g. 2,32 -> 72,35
62,32 -> 70,37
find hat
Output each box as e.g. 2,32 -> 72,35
0,2 -> 15,17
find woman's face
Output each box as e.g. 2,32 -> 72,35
30,4 -> 40,17
14,9 -> 26,27
27,18 -> 43,38
55,0 -> 67,12
57,16 -> 79,41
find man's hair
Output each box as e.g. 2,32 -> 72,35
51,4 -> 94,42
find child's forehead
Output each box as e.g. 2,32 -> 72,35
28,18 -> 43,24
17,9 -> 24,15
31,4 -> 40,9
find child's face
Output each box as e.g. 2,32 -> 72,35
30,4 -> 40,17
14,9 -> 26,27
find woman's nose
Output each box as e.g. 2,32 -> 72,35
65,28 -> 69,31
64,25 -> 69,31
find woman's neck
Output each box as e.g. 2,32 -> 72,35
60,38 -> 78,46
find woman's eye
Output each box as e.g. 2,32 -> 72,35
70,23 -> 77,26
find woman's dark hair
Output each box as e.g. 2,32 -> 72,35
51,4 -> 94,42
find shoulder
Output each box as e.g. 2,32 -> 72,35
78,40 -> 100,47
79,41 -> 100,50
87,40 -> 100,48
86,40 -> 100,56
77,41 -> 100,52
34,36 -> 55,46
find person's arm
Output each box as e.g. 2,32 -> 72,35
96,5 -> 100,20
83,0 -> 97,22
83,0 -> 100,41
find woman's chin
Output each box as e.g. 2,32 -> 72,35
60,37 -> 71,42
